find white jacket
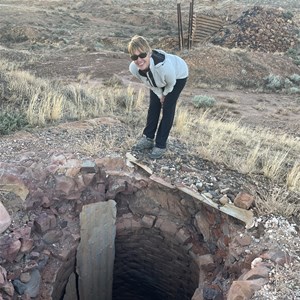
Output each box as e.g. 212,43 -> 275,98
129,49 -> 188,98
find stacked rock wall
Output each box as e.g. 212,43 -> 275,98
0,152 -> 272,300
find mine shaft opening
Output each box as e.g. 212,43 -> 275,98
57,182 -> 234,300
112,227 -> 199,300
110,189 -> 226,300
1,157 -> 255,300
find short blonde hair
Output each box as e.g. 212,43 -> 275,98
128,35 -> 151,55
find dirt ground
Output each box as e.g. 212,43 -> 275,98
0,0 -> 299,137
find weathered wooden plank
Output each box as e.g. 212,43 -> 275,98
192,14 -> 224,44
126,152 -> 153,175
77,200 -> 116,300
176,184 -> 255,229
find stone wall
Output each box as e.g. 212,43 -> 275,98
0,152 -> 268,300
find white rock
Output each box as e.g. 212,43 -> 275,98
0,201 -> 11,234
251,257 -> 263,269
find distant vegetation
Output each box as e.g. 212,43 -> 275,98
192,95 -> 216,108
264,73 -> 300,94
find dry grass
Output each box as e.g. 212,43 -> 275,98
255,187 -> 299,218
80,132 -> 122,156
0,60 -> 146,125
286,161 -> 300,192
27,90 -> 65,125
173,108 -> 300,196
174,104 -> 191,136
261,150 -> 289,180
79,126 -> 137,156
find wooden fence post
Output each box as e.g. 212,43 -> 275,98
188,0 -> 194,49
177,3 -> 183,50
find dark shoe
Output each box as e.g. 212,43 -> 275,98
149,147 -> 166,159
133,135 -> 154,151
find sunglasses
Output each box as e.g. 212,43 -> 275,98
130,52 -> 147,61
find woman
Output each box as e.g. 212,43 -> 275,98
128,35 -> 188,159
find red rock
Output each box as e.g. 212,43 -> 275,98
0,237 -> 21,262
20,239 -> 34,253
54,175 -> 75,195
227,278 -> 268,299
192,287 -> 204,300
156,218 -> 178,236
176,227 -> 191,244
239,265 -> 270,280
34,213 -> 57,234
141,215 -> 156,228
235,234 -> 252,246
234,192 -> 254,210
261,250 -> 291,265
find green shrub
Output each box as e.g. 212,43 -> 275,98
282,11 -> 293,20
264,74 -> 284,91
286,47 -> 300,66
284,78 -> 294,89
287,48 -> 297,56
0,110 -> 28,135
289,74 -> 300,84
294,59 -> 300,66
288,87 -> 300,94
192,95 -> 216,108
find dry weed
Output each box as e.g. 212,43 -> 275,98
8,70 -> 46,100
286,161 -> 300,192
80,137 -> 103,156
261,150 -> 289,180
174,105 -> 191,136
255,187 -> 300,218
136,87 -> 145,109
173,109 -> 300,193
77,73 -> 91,84
0,58 -> 19,71
80,132 -> 121,155
237,143 -> 261,174
125,85 -> 135,113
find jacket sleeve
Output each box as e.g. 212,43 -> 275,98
161,64 -> 177,96
129,62 -> 139,78
151,87 -> 164,98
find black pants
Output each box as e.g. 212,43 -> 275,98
143,78 -> 187,149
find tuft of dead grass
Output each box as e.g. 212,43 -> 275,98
80,132 -> 120,156
174,105 -> 191,136
286,161 -> 300,192
255,187 -> 300,218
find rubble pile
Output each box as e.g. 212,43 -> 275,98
211,6 -> 299,53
